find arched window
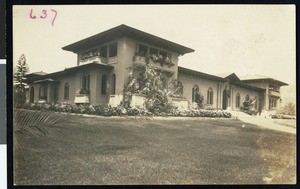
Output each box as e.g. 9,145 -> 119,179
64,83 -> 69,100
30,87 -> 34,103
207,88 -> 213,105
39,86 -> 47,99
81,74 -> 90,93
236,93 -> 240,107
111,74 -> 116,95
87,75 -> 90,91
82,75 -> 87,90
192,85 -> 199,103
101,74 -> 107,95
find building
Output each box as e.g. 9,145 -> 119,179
24,25 -> 288,111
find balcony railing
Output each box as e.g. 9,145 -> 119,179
80,55 -> 118,66
80,56 -> 108,65
133,55 -> 176,73
269,89 -> 280,97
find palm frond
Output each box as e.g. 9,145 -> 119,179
14,109 -> 64,137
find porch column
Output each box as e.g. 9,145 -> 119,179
218,83 -> 223,109
265,86 -> 269,110
47,85 -> 51,103
231,85 -> 235,109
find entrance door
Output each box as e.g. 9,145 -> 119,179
30,87 -> 34,103
222,89 -> 228,110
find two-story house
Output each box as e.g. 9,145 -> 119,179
24,24 -> 288,112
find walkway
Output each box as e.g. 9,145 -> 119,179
231,111 -> 296,134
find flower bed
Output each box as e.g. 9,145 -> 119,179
271,114 -> 296,120
17,103 -> 231,118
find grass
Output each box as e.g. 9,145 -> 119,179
13,110 -> 296,185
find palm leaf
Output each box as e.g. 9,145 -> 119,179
14,109 -> 64,138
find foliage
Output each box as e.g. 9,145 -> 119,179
14,54 -> 30,107
168,79 -> 184,98
14,109 -> 63,138
120,72 -> 139,109
271,114 -> 296,119
18,102 -> 231,118
133,52 -> 175,67
276,102 -> 296,116
135,61 -> 175,113
240,96 -> 258,115
79,89 -> 90,94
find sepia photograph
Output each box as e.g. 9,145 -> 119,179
12,5 -> 296,185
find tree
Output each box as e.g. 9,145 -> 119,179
14,54 -> 29,106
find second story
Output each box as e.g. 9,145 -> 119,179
239,75 -> 288,98
62,24 -> 195,79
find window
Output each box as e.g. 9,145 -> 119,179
82,75 -> 87,90
101,74 -> 107,95
108,43 -> 117,57
160,51 -> 168,58
149,47 -> 158,55
81,74 -> 90,92
87,75 -> 90,91
39,86 -> 47,99
111,74 -> 116,95
100,46 -> 107,57
269,98 -> 277,108
192,85 -> 200,103
236,93 -> 240,107
30,87 -> 34,103
207,88 -> 213,105
138,44 -> 148,55
64,83 -> 69,100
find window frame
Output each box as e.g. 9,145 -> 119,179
207,88 -> 213,105
64,83 -> 69,100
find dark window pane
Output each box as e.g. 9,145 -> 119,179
100,46 -> 107,57
109,43 -> 117,57
138,44 -> 148,55
149,48 -> 158,55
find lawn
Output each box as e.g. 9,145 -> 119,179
13,110 -> 296,185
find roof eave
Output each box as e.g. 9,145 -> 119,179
242,78 -> 288,86
62,24 -> 195,55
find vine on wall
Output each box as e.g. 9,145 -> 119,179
133,52 -> 175,68
120,61 -> 184,113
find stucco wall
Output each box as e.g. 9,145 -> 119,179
57,74 -> 76,104
231,86 -> 260,111
179,73 -> 219,108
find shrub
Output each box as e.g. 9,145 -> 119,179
276,102 -> 296,116
17,102 -> 231,118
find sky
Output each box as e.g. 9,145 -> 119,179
13,5 -> 295,86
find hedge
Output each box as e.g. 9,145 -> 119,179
17,102 -> 231,118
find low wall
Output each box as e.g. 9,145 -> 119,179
131,94 -> 146,109
109,94 -> 190,110
171,98 -> 189,110
109,95 -> 123,107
